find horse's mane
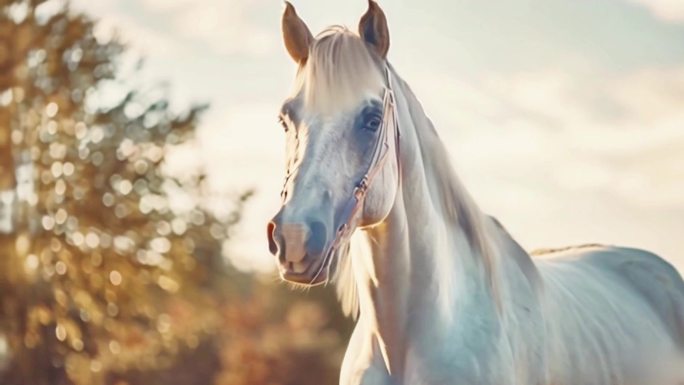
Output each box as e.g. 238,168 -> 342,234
396,72 -> 504,314
293,26 -> 384,114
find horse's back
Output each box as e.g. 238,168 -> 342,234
533,245 -> 684,384
538,245 -> 684,344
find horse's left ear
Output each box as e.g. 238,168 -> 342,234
282,1 -> 313,64
358,0 -> 390,59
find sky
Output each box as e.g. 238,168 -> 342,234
70,0 -> 684,272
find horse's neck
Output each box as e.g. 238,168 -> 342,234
355,153 -> 493,379
351,71 -> 538,378
351,101 -> 461,378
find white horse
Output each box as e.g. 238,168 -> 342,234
266,2 -> 684,384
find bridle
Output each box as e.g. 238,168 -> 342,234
275,66 -> 401,285
306,66 -> 402,284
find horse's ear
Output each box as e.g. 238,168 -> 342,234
358,0 -> 390,58
282,1 -> 313,64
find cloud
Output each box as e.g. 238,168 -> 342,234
72,0 -> 176,55
627,0 -> 684,22
469,66 -> 684,210
141,0 -> 277,56
140,0 -> 196,12
73,0 -> 277,57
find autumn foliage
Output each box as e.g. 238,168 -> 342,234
0,1 -> 350,384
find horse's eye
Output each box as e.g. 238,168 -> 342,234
278,116 -> 289,132
364,115 -> 382,132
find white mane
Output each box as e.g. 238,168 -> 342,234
396,72 -> 506,315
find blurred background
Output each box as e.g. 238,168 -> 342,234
0,0 -> 682,384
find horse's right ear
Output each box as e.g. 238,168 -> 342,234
282,2 -> 313,64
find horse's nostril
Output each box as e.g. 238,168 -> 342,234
267,221 -> 279,256
268,216 -> 328,270
308,220 -> 328,257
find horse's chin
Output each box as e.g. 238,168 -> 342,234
278,240 -> 347,287
279,257 -> 330,286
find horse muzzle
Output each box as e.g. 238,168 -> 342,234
267,215 -> 331,285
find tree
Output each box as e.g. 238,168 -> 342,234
0,1 -> 247,383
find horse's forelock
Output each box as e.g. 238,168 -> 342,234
293,26 -> 385,115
